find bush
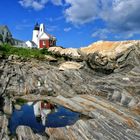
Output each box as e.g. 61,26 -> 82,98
0,44 -> 51,59
40,48 -> 52,55
16,98 -> 28,105
0,34 -> 3,43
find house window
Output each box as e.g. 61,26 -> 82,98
43,41 -> 46,45
49,40 -> 52,46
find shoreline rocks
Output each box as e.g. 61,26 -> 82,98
3,98 -> 12,115
0,40 -> 140,139
59,61 -> 84,71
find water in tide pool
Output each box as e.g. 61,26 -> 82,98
0,96 -> 4,111
9,103 -> 80,134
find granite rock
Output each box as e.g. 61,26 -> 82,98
0,40 -> 140,140
16,126 -> 48,140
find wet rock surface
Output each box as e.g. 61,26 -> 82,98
0,40 -> 140,139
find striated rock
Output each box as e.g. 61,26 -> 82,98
80,40 -> 140,73
0,40 -> 140,139
48,47 -> 63,55
16,126 -> 48,140
44,55 -> 57,62
120,93 -> 131,106
60,48 -> 81,59
80,40 -> 138,56
8,55 -> 20,61
59,61 -> 84,71
87,52 -> 115,74
3,97 -> 12,115
45,95 -> 140,140
0,115 -> 9,140
8,55 -> 13,61
48,47 -> 81,60
111,90 -> 122,102
128,98 -> 139,108
0,47 -> 139,99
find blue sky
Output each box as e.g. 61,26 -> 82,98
1,0 -> 140,48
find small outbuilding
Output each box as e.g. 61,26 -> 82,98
26,40 -> 37,48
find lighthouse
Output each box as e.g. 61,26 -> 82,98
39,24 -> 45,34
32,23 -> 39,46
26,23 -> 57,49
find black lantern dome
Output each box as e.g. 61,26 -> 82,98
34,23 -> 39,30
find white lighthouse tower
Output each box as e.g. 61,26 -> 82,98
32,23 -> 39,46
39,23 -> 45,34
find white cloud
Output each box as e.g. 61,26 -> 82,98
64,0 -> 140,38
51,0 -> 63,6
46,16 -> 64,22
64,27 -> 72,32
65,0 -> 99,24
46,25 -> 59,32
19,0 -> 48,10
92,29 -> 110,40
18,0 -> 140,38
19,0 -> 62,10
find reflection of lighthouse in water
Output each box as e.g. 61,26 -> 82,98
33,101 -> 55,126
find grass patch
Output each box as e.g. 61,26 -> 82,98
0,44 -> 52,59
15,98 -> 28,106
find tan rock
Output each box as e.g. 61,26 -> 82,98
60,48 -> 81,58
48,47 -> 81,59
14,104 -> 21,110
48,47 -> 63,55
44,55 -> 57,62
80,40 -> 140,58
3,98 -> 12,115
59,61 -> 84,71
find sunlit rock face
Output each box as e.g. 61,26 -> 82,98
80,41 -> 139,56
48,47 -> 81,60
80,41 -> 140,74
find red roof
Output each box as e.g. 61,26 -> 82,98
41,102 -> 55,110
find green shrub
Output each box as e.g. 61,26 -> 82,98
40,48 -> 52,55
0,34 -> 3,42
0,44 -> 51,59
16,98 -> 28,105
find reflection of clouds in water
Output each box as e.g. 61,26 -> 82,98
27,102 -> 33,106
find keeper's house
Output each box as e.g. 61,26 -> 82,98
26,23 -> 56,49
